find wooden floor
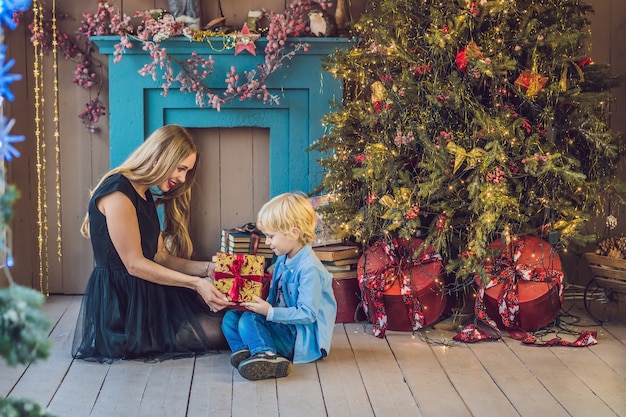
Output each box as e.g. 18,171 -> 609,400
2,295 -> 625,417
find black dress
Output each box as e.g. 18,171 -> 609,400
72,174 -> 226,363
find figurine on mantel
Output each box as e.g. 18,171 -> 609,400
334,0 -> 352,35
168,0 -> 201,30
308,5 -> 337,37
246,9 -> 271,36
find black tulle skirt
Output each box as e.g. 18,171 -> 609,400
72,267 -> 227,363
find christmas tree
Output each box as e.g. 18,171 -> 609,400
311,0 -> 625,284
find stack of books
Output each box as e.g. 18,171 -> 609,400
220,229 -> 274,263
310,194 -> 343,247
314,244 -> 365,323
313,245 -> 361,279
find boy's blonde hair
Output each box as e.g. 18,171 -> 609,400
257,192 -> 316,246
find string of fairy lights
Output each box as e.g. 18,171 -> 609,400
32,0 -> 62,296
52,0 -> 62,270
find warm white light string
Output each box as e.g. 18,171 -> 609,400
52,0 -> 62,264
32,0 -> 49,296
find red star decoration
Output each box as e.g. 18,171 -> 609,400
233,23 -> 260,56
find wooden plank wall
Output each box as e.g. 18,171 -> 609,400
3,0 -> 625,294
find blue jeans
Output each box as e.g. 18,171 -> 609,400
222,310 -> 296,359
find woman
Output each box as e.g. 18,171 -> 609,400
72,125 -> 233,363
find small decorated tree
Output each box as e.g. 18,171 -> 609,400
311,0 -> 625,287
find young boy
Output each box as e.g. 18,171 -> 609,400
221,192 -> 337,380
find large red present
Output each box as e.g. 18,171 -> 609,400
357,238 -> 447,337
213,253 -> 269,308
481,235 -> 563,331
332,276 -> 367,323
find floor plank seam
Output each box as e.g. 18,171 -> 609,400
88,363 -> 111,416
501,338 -> 572,416
466,342 -> 523,417
184,355 -> 197,417
425,340 -> 467,414
385,336 -> 426,417
342,324 -> 376,416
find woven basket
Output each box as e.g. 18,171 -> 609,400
583,253 -> 626,301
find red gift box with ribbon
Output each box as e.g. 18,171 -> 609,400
454,236 -> 596,347
213,252 -> 269,309
481,235 -> 563,332
357,238 -> 447,338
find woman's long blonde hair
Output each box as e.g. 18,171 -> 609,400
81,125 -> 199,259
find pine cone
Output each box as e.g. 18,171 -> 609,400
595,235 -> 626,257
607,247 -> 623,259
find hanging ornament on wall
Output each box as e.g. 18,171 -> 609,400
606,214 -> 618,230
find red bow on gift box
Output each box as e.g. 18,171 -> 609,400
214,253 -> 265,304
476,244 -> 564,331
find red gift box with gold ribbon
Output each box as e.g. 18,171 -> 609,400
213,253 -> 269,308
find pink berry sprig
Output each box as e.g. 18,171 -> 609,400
78,97 -> 106,133
73,59 -> 96,88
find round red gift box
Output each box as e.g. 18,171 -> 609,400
358,238 -> 447,331
333,277 -> 367,323
483,235 -> 562,331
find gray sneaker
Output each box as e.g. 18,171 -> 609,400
238,352 -> 292,380
229,349 -> 251,368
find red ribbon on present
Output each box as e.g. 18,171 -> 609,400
215,253 -> 264,303
359,239 -> 442,338
227,255 -> 245,302
454,240 -> 596,347
482,247 -> 565,330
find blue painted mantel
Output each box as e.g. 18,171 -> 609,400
92,36 -> 351,195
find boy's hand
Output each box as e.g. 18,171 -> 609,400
241,296 -> 271,316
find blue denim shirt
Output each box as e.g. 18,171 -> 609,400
266,245 -> 337,364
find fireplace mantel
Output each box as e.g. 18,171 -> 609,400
92,36 -> 351,195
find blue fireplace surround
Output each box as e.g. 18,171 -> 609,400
92,36 -> 351,195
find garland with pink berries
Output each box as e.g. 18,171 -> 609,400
29,0 -> 331,132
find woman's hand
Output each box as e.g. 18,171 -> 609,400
196,278 -> 234,312
241,296 -> 271,316
205,261 -> 216,278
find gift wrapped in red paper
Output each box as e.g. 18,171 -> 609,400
213,253 -> 267,306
